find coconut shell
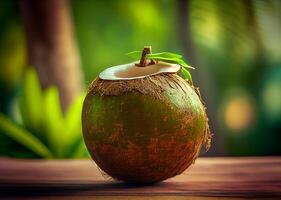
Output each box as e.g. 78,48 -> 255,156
82,73 -> 211,183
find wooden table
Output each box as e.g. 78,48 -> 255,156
0,157 -> 280,199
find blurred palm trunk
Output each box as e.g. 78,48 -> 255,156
177,0 -> 223,155
20,0 -> 83,112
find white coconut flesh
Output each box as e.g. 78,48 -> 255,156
99,61 -> 181,80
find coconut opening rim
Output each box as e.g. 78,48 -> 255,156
99,61 -> 181,80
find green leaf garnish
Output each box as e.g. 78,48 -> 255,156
127,48 -> 194,84
127,51 -> 183,59
181,67 -> 193,83
126,51 -> 141,58
126,51 -> 193,69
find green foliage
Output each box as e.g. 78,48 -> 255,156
127,51 -> 193,68
20,68 -> 44,138
181,67 -> 193,84
0,68 -> 88,158
126,50 -> 194,82
43,86 -> 65,156
0,113 -> 53,158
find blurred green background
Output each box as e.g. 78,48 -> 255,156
0,0 -> 280,158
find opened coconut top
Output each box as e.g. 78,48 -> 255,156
99,61 -> 181,80
99,46 -> 192,82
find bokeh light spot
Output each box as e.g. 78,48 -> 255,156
224,96 -> 255,131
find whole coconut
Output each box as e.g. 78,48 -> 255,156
82,49 -> 211,184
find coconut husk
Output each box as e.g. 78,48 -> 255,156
88,73 -> 211,153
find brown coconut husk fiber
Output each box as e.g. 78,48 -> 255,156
88,73 -> 211,152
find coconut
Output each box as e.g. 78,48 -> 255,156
82,48 -> 211,184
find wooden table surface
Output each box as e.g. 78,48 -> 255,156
0,157 -> 280,200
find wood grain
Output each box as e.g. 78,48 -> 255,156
0,157 -> 280,199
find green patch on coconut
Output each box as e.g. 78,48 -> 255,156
82,46 -> 211,184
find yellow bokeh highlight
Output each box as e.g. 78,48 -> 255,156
224,96 -> 255,131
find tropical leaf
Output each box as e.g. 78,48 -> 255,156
63,94 -> 85,157
151,52 -> 183,58
181,67 -> 193,83
43,86 -> 64,157
63,136 -> 89,158
126,51 -> 141,59
71,141 -> 89,158
20,68 -> 44,138
0,113 -> 53,158
147,56 -> 193,69
127,51 -> 183,59
126,50 -> 194,69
